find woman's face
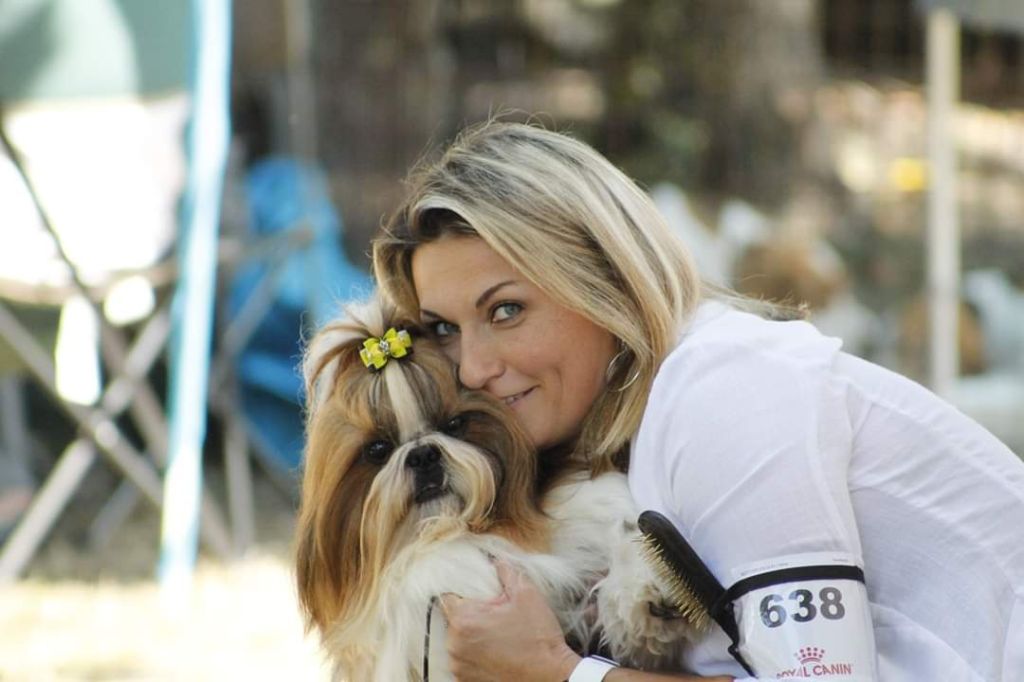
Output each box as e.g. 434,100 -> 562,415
411,235 -> 616,451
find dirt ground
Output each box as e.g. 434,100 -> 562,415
0,471 -> 331,681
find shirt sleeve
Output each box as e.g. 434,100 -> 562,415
631,335 -> 872,679
650,338 -> 859,576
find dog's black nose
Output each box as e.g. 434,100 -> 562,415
408,444 -> 446,504
406,444 -> 441,470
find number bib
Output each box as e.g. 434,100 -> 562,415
727,552 -> 877,680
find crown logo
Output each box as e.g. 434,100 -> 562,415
796,647 -> 825,664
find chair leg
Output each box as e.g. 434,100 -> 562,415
0,300 -> 234,563
0,376 -> 33,488
88,476 -> 234,560
80,312 -> 170,552
85,477 -> 141,551
225,409 -> 255,555
204,236 -> 307,551
0,440 -> 95,582
85,310 -> 235,558
0,301 -> 161,494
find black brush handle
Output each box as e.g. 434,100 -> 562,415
637,511 -> 754,676
638,511 -> 725,613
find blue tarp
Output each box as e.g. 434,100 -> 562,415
229,157 -> 373,477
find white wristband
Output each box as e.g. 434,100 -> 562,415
568,656 -> 618,682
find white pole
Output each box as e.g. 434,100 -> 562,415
159,0 -> 232,606
926,9 -> 960,397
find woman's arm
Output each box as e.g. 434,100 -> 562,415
440,561 -> 733,682
631,336 -> 878,681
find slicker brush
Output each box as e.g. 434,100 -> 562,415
637,510 -> 754,675
636,511 -> 721,631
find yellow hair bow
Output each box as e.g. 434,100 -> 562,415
359,328 -> 413,371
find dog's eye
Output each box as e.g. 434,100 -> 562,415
362,439 -> 392,465
441,414 -> 466,436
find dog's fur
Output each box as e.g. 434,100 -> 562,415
295,297 -> 691,680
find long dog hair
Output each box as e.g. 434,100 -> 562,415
295,296 -> 692,680
295,297 -> 559,677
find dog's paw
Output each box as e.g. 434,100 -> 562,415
647,599 -> 684,621
593,533 -> 693,670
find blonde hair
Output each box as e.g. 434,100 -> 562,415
373,121 -> 703,473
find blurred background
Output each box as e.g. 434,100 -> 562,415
1,0 -> 1022,679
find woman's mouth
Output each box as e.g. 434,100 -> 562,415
503,388 -> 534,407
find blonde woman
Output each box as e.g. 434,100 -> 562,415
373,122 -> 1024,682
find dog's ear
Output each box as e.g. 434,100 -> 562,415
294,484 -> 365,632
295,405 -> 381,633
294,515 -> 329,631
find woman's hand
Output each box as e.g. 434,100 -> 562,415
440,559 -> 734,682
440,559 -> 581,682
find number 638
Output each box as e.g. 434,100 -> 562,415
759,586 -> 846,628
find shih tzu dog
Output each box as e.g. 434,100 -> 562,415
294,296 -> 692,681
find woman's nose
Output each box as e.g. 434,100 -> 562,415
456,332 -> 503,390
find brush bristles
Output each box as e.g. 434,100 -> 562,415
637,536 -> 713,632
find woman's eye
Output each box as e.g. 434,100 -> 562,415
362,439 -> 393,465
430,320 -> 459,338
491,302 -> 522,323
441,414 -> 466,436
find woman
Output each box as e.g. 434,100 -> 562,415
373,122 -> 1024,681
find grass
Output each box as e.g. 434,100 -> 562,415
0,474 -> 330,681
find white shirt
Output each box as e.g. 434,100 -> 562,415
629,301 -> 1024,681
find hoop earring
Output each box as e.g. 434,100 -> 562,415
605,347 -> 641,393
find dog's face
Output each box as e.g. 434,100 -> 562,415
295,300 -> 546,633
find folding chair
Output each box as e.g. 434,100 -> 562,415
67,157 -> 373,558
0,113 -> 233,581
80,223 -> 320,557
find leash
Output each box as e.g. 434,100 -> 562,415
423,595 -> 438,681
